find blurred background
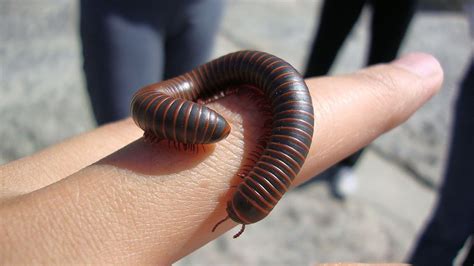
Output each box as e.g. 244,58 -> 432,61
0,0 -> 471,264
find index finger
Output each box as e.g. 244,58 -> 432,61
0,53 -> 443,264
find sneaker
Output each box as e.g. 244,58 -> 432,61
329,166 -> 358,200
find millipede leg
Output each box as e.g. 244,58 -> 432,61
233,224 -> 245,239
237,173 -> 246,179
143,131 -> 162,144
212,215 -> 230,233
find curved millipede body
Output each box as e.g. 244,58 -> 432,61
131,50 -> 314,238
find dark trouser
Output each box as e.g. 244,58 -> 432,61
304,0 -> 416,167
409,60 -> 474,266
80,0 -> 223,125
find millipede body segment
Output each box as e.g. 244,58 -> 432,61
131,50 -> 314,237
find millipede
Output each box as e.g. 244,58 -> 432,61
130,50 -> 314,238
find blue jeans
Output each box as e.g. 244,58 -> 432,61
80,0 -> 224,124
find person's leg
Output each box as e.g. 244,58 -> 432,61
338,150 -> 364,167
80,0 -> 165,125
337,0 -> 417,171
462,238 -> 474,266
304,0 -> 366,77
368,0 -> 417,64
162,0 -> 224,79
303,0 -> 367,195
409,60 -> 474,265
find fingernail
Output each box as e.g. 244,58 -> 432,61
392,53 -> 441,78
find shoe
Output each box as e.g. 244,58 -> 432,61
329,166 -> 358,200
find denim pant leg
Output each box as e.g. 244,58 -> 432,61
368,0 -> 417,65
80,0 -> 223,125
304,0 -> 366,78
163,0 -> 224,79
409,59 -> 474,265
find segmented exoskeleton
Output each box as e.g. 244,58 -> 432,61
131,50 -> 314,238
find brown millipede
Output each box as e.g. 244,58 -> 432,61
131,50 -> 314,238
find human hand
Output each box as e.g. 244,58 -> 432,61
0,53 -> 443,264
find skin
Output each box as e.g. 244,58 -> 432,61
0,53 -> 443,264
